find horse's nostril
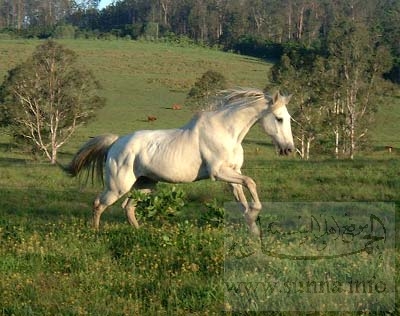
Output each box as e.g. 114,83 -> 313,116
282,148 -> 292,155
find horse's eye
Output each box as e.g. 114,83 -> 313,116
276,117 -> 283,123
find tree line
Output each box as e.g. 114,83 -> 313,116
1,0 -> 399,82
0,2 -> 397,55
1,0 -> 398,80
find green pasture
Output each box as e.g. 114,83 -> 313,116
0,39 -> 399,315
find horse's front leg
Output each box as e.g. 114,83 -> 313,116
230,183 -> 260,236
215,167 -> 261,236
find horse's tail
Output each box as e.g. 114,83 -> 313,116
63,134 -> 119,183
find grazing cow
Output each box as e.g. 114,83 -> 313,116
385,145 -> 393,153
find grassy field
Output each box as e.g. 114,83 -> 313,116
0,39 -> 399,315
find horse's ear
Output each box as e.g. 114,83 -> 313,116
286,94 -> 293,102
272,90 -> 280,103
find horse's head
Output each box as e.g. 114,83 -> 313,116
260,91 -> 295,156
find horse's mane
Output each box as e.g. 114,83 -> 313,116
205,88 -> 269,111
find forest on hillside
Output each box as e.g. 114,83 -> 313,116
1,0 -> 399,81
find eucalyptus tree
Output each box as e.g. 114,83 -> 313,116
325,20 -> 392,159
269,47 -> 324,159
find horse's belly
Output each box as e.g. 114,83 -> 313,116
138,156 -> 208,183
145,164 -> 208,183
164,167 -> 208,183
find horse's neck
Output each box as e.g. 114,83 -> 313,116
221,104 -> 263,143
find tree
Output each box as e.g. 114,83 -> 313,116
269,18 -> 393,159
269,48 -> 323,159
325,21 -> 392,159
186,70 -> 227,110
0,40 -> 104,164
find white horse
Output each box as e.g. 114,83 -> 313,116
65,88 -> 294,235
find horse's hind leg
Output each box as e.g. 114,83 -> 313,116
93,190 -> 122,229
122,177 -> 156,228
91,150 -> 138,229
121,198 -> 139,228
93,197 -> 106,230
93,175 -> 137,229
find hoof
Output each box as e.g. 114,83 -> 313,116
249,222 -> 260,237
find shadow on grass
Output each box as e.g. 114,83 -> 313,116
0,142 -> 12,151
0,187 -> 98,225
243,138 -> 275,148
0,157 -> 29,164
0,184 -> 227,232
0,142 -> 32,164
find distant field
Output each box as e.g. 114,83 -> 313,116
0,39 -> 398,315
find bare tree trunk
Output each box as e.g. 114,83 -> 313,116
16,0 -> 23,30
334,128 -> 339,159
51,146 -> 57,164
300,133 -> 305,159
349,113 -> 355,160
218,22 -> 222,38
201,15 -> 206,42
160,0 -> 170,25
297,5 -> 305,40
333,93 -> 340,159
346,81 -> 357,160
306,138 -> 311,160
252,8 -> 263,34
296,133 -> 305,159
287,3 -> 292,40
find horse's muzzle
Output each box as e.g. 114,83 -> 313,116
279,147 -> 293,156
